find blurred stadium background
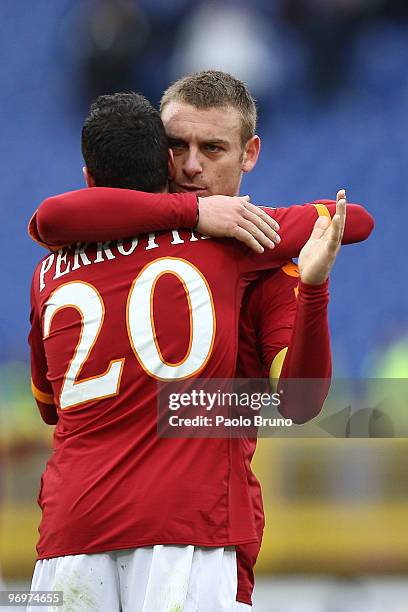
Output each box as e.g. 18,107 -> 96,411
1,0 -> 408,610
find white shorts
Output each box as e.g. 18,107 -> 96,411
29,545 -> 251,612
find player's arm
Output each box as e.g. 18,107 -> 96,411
28,273 -> 58,425
262,191 -> 374,260
275,191 -> 348,422
239,266 -> 331,424
273,275 -> 332,423
29,189 -> 198,247
239,189 -> 373,278
28,188 -> 280,253
311,199 -> 373,244
242,193 -> 347,422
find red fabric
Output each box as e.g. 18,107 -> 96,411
234,270 -> 331,604
28,224 -> 303,561
29,189 -> 374,604
30,189 -> 198,247
236,268 -> 300,379
29,281 -> 58,425
278,279 -> 331,423
234,271 -> 291,604
270,201 -> 374,253
235,270 -> 299,603
29,189 -> 374,251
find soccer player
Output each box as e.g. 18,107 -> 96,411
27,83 -> 372,601
28,92 -> 350,612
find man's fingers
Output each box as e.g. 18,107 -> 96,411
241,207 -> 281,246
321,191 -> 346,252
232,226 -> 265,253
244,201 -> 280,232
335,195 -> 347,242
336,196 -> 346,216
336,188 -> 346,204
238,218 -> 276,250
327,214 -> 342,250
196,195 -> 282,249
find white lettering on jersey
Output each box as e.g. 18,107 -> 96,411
39,254 -> 55,292
53,249 -> 71,280
38,232 -> 212,290
170,230 -> 184,245
117,237 -> 138,256
94,242 -> 116,263
43,282 -> 124,409
146,233 -> 159,250
128,258 -> 215,380
72,243 -> 92,271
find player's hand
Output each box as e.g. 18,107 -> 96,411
196,195 -> 280,253
298,189 -> 347,285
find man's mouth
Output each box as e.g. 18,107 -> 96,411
177,184 -> 207,193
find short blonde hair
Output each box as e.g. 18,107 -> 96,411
160,70 -> 257,147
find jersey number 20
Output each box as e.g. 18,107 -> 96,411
43,258 -> 216,409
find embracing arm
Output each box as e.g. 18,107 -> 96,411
268,198 -> 374,260
229,189 -> 374,279
28,188 -> 280,253
29,189 -> 198,247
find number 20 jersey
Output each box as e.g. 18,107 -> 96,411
29,228 -> 290,559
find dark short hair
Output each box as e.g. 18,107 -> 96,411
82,92 -> 168,192
160,71 -> 257,147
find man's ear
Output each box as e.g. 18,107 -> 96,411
168,149 -> 176,181
83,166 -> 96,187
242,135 -> 261,174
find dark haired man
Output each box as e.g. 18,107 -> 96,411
29,85 -> 370,611
32,91 -> 282,256
82,93 -> 170,192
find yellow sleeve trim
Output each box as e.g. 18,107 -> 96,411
31,379 -> 54,404
281,261 -> 299,278
269,347 -> 288,390
313,203 -> 331,219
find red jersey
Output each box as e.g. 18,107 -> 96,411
29,189 -> 374,603
29,189 -> 374,252
29,226 -> 300,560
235,266 -> 332,604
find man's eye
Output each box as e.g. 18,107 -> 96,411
169,141 -> 185,150
205,144 -> 221,153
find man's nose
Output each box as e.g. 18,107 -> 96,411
183,150 -> 203,178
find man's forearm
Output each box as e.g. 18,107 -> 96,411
31,188 -> 198,246
269,202 -> 374,260
276,280 -> 331,424
29,188 -> 281,254
314,200 -> 374,243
